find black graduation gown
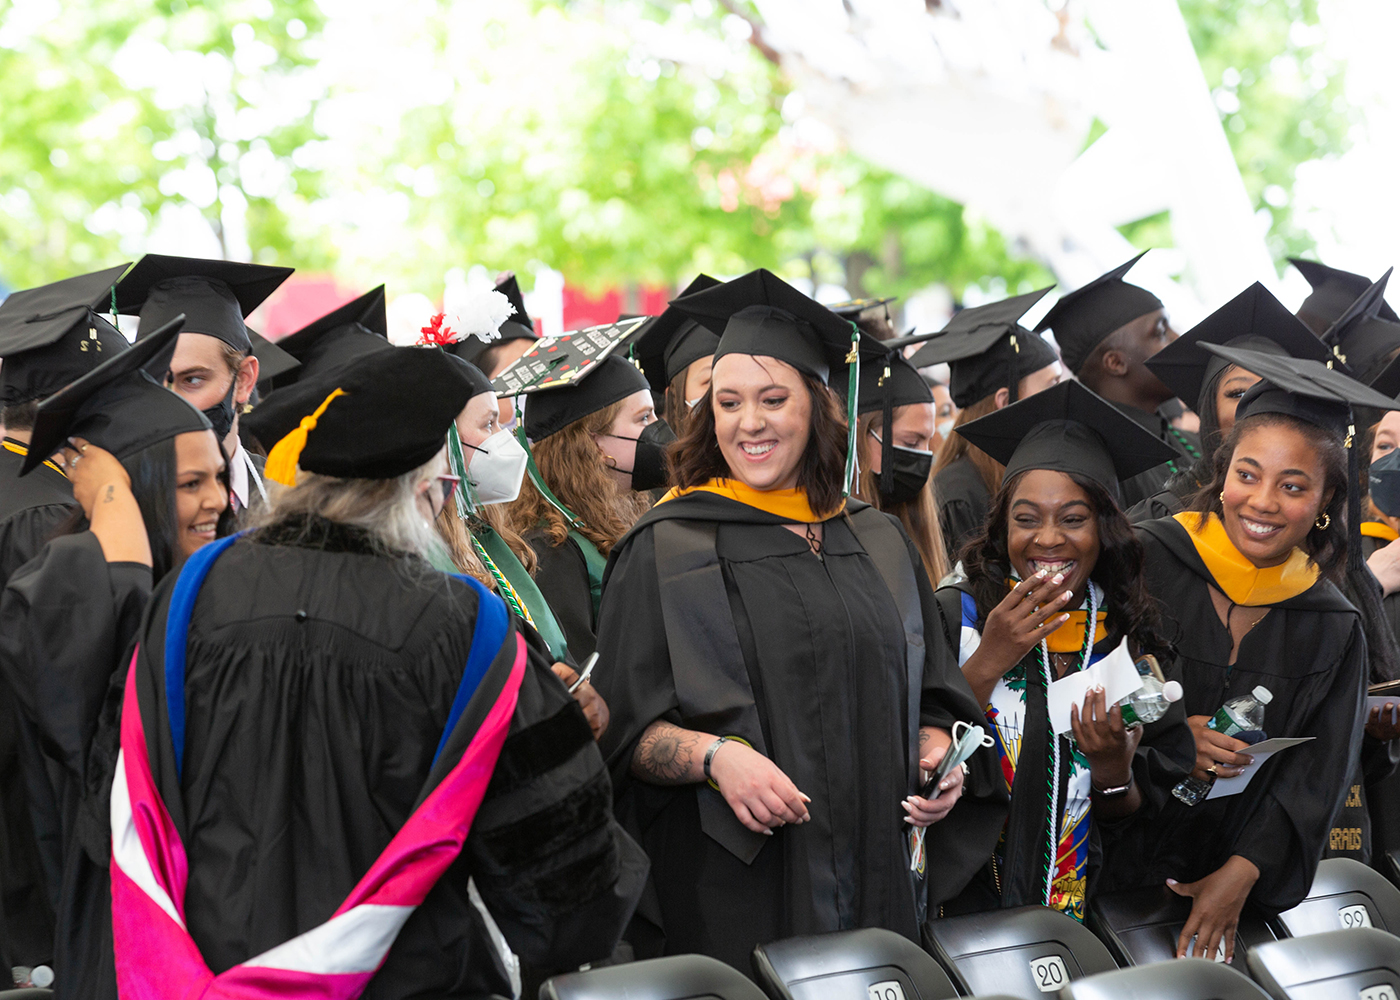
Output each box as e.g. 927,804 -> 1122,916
1111,404 -> 1200,511
934,456 -> 992,563
0,440 -> 75,969
130,518 -> 645,997
594,493 -> 1004,972
1357,531 -> 1400,869
525,528 -> 599,660
1124,517 -> 1367,914
932,585 -> 1195,916
0,532 -> 151,997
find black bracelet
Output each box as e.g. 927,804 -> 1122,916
704,736 -> 732,787
1091,773 -> 1134,797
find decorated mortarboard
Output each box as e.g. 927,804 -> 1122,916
271,286 -> 391,389
1291,257 -> 1399,331
0,264 -> 131,407
898,287 -> 1058,408
955,380 -> 1178,505
491,317 -> 648,401
633,273 -> 722,392
1034,252 -> 1163,375
114,254 -> 293,360
242,346 -> 478,485
1145,283 -> 1330,413
836,344 -> 934,495
1320,268 -> 1400,383
449,272 -> 538,367
21,314 -> 211,476
509,354 -> 649,441
248,330 -> 300,389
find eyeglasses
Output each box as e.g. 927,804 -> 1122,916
435,474 -> 461,504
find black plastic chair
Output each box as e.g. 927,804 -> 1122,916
1271,858 -> 1400,938
751,927 -> 958,1000
541,954 -> 769,1000
1088,884 -> 1278,967
1059,958 -> 1271,999
1247,926 -> 1400,1000
922,905 -> 1118,999
4,992 -> 55,999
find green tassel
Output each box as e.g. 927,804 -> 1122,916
514,399 -> 587,529
842,322 -> 861,498
446,421 -> 479,518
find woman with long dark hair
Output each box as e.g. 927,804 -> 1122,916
0,319 -> 230,999
933,381 -> 1194,921
594,270 -> 1002,971
1127,345 -> 1386,964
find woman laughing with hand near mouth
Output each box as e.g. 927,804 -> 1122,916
934,381 -> 1193,924
1128,345 -> 1385,966
593,270 -> 1002,972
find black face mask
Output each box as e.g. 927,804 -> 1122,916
1371,448 -> 1400,518
202,377 -> 238,441
609,418 -> 677,492
880,444 -> 934,507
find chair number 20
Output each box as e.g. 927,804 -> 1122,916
866,981 -> 905,1000
1030,955 -> 1068,993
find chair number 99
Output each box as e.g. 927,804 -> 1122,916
1030,955 -> 1068,992
1339,903 -> 1374,929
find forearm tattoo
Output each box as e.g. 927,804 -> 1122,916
103,485 -> 115,504
632,721 -> 703,785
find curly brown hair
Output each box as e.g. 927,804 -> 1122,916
855,409 -> 948,583
669,369 -> 850,519
501,399 -> 653,556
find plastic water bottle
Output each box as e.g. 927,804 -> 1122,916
1118,655 -> 1184,726
1171,686 -> 1273,806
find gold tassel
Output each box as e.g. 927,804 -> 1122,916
264,388 -> 346,486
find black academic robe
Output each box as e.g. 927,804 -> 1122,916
525,529 -> 599,661
934,456 -> 992,564
0,532 -> 151,997
130,517 -> 644,997
1111,404 -> 1200,511
594,493 -> 1004,973
932,585 -> 1194,916
0,440 -> 75,970
1125,517 -> 1367,914
1356,531 -> 1400,870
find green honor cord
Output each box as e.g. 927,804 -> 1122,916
842,322 -> 861,498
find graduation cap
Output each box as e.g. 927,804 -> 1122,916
955,380 -> 1178,505
0,264 -> 131,407
633,274 -> 722,392
248,330 -> 300,391
21,314 -> 211,476
836,345 -> 934,495
901,287 -> 1058,408
449,273 -> 538,368
1145,283 -> 1330,413
270,286 -> 391,389
1319,268 -> 1400,383
1208,343 -> 1400,579
511,354 -> 649,441
1291,258 -> 1400,331
114,254 -> 293,358
491,317 -> 648,400
1034,252 -> 1163,376
242,346 -> 479,485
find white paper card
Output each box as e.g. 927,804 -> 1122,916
1207,737 -> 1314,799
1367,697 -> 1400,723
1046,637 -> 1142,736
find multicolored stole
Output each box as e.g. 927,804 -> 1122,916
110,533 -> 526,999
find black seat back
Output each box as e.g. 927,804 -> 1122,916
922,905 -> 1118,999
1272,858 -> 1400,937
1247,927 -> 1400,1000
1060,958 -> 1271,999
751,927 -> 958,1000
541,954 -> 769,1000
1088,885 -> 1278,966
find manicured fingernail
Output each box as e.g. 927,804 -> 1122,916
1060,614 -> 1070,622
1063,590 -> 1074,600
1036,569 -> 1048,578
903,816 -> 915,825
940,780 -> 953,789
764,829 -> 773,836
1243,756 -> 1255,765
1166,878 -> 1178,886
1051,573 -> 1064,584
799,793 -> 812,803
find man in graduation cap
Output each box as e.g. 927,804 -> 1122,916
1035,251 -> 1199,509
114,254 -> 294,522
0,264 -> 130,979
1291,257 -> 1400,337
265,285 -> 392,391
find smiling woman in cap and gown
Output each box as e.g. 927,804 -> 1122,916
0,315 -> 230,999
1122,347 -> 1386,963
931,381 -> 1193,922
911,288 -> 1062,563
592,269 -> 1003,972
109,345 -> 644,999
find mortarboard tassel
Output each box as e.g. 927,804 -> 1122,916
843,323 -> 860,499
264,387 -> 346,486
879,353 -> 895,497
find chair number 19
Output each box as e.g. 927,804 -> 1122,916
866,981 -> 905,1000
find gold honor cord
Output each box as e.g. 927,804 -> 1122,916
470,533 -> 535,626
